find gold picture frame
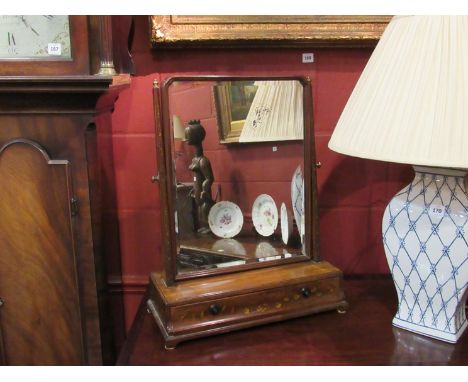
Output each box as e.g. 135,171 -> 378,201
150,15 -> 392,48
214,81 -> 258,144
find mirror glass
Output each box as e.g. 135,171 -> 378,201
167,78 -> 308,278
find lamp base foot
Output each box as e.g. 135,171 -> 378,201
392,317 -> 468,343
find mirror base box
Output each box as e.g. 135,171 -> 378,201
147,261 -> 347,349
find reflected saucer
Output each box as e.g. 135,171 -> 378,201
255,241 -> 279,259
252,194 -> 278,237
208,201 -> 244,239
211,238 -> 247,256
280,202 -> 293,245
291,165 -> 303,235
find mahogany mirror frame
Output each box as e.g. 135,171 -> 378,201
153,75 -> 320,285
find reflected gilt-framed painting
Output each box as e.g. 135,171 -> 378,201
150,15 -> 392,48
214,81 -> 258,144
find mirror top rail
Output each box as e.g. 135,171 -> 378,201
162,75 -> 312,89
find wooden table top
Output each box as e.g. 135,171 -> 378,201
117,278 -> 468,365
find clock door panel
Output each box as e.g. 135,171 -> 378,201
0,140 -> 84,365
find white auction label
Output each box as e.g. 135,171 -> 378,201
47,43 -> 62,56
429,204 -> 445,217
302,53 -> 314,63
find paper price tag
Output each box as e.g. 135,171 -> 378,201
429,204 -> 445,218
48,43 -> 62,56
302,53 -> 314,63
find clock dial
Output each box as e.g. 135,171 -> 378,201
0,15 -> 71,59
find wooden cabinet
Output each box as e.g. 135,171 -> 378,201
0,14 -> 133,365
0,77 -> 123,365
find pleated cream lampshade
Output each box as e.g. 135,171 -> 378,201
239,80 -> 303,142
328,16 -> 468,169
172,115 -> 185,141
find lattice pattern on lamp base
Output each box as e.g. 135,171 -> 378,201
383,166 -> 468,343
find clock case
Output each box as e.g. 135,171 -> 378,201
0,16 -> 133,365
0,16 -> 132,77
147,75 -> 348,349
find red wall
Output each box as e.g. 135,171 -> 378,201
169,82 -> 304,226
101,16 -> 414,336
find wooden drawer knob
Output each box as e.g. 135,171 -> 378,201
209,304 -> 221,315
301,287 -> 312,298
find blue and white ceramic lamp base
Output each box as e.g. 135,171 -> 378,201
383,166 -> 468,343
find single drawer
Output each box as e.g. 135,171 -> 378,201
167,276 -> 343,334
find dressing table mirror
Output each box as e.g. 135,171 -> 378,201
148,76 -> 347,349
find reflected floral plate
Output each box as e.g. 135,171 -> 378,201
208,201 -> 244,239
252,194 -> 278,237
280,202 -> 293,245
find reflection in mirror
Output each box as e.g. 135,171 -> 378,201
215,81 -> 304,143
168,79 -> 306,278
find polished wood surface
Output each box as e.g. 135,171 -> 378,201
0,77 -> 124,365
0,141 -> 83,365
155,261 -> 341,305
147,261 -> 346,348
119,278 -> 468,365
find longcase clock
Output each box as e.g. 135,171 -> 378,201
0,15 -> 131,365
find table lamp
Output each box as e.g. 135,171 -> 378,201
329,16 -> 468,343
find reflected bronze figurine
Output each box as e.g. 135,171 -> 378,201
185,120 -> 215,233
